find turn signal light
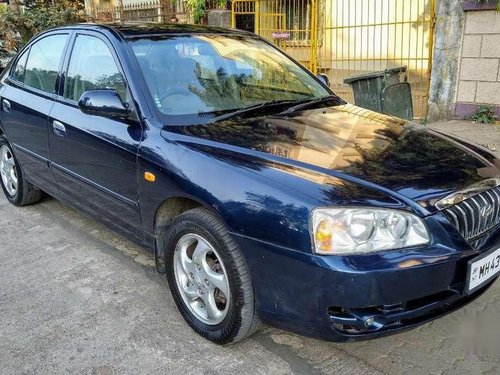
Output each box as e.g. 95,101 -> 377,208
315,220 -> 334,253
144,172 -> 156,182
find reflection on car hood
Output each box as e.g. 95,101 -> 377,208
164,104 -> 500,210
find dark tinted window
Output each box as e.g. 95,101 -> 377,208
64,35 -> 126,102
12,49 -> 28,82
24,34 -> 68,93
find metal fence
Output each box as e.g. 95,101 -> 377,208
93,0 -> 190,23
232,0 -> 436,118
92,0 -> 228,23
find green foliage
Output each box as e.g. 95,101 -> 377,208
187,0 -> 206,24
0,0 -> 87,50
472,104 -> 498,124
186,0 -> 228,24
217,0 -> 227,8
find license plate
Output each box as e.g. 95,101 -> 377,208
466,247 -> 500,294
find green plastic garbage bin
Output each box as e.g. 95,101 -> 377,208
344,66 -> 414,120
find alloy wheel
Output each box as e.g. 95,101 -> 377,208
173,233 -> 231,325
0,145 -> 18,196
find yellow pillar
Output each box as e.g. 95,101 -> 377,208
309,0 -> 318,73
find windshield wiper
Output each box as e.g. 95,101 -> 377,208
210,99 -> 301,123
279,95 -> 342,115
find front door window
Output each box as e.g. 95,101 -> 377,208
64,35 -> 127,102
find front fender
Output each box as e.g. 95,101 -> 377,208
138,132 -> 319,250
139,129 -> 410,254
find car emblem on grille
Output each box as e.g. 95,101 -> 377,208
480,204 -> 494,218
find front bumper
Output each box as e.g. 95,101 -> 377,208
326,278 -> 494,339
233,222 -> 499,342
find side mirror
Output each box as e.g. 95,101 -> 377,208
317,73 -> 330,87
78,89 -> 130,118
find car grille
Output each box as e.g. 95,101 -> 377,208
442,186 -> 500,241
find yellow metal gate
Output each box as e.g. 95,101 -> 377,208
231,0 -> 319,71
232,0 -> 436,118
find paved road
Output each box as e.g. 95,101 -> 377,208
429,120 -> 500,158
1,194 -> 498,375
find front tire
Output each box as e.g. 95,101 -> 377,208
164,207 -> 259,344
0,135 -> 43,206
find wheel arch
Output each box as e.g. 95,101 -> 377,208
154,196 -> 204,235
153,195 -> 217,273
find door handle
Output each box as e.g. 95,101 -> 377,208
2,99 -> 11,113
52,120 -> 66,137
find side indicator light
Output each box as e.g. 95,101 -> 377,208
144,172 -> 156,182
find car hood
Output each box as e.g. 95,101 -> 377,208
163,104 -> 500,212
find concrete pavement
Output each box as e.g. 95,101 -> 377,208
430,120 -> 500,158
1,120 -> 499,374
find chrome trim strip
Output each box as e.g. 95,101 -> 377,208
435,178 -> 500,210
455,204 -> 469,236
462,200 -> 476,236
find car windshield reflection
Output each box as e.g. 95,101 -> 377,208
128,35 -> 330,120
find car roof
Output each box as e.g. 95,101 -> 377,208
54,22 -> 256,39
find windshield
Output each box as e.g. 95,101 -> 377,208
128,35 -> 330,119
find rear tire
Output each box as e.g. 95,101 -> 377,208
0,135 -> 43,206
164,207 -> 259,344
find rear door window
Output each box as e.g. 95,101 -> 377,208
23,34 -> 68,93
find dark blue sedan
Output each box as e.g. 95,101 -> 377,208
0,23 -> 498,344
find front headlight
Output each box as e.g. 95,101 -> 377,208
311,207 -> 430,255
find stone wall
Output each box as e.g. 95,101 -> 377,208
455,8 -> 500,118
207,10 -> 231,29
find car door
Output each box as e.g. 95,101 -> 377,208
0,33 -> 69,195
48,32 -> 143,239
